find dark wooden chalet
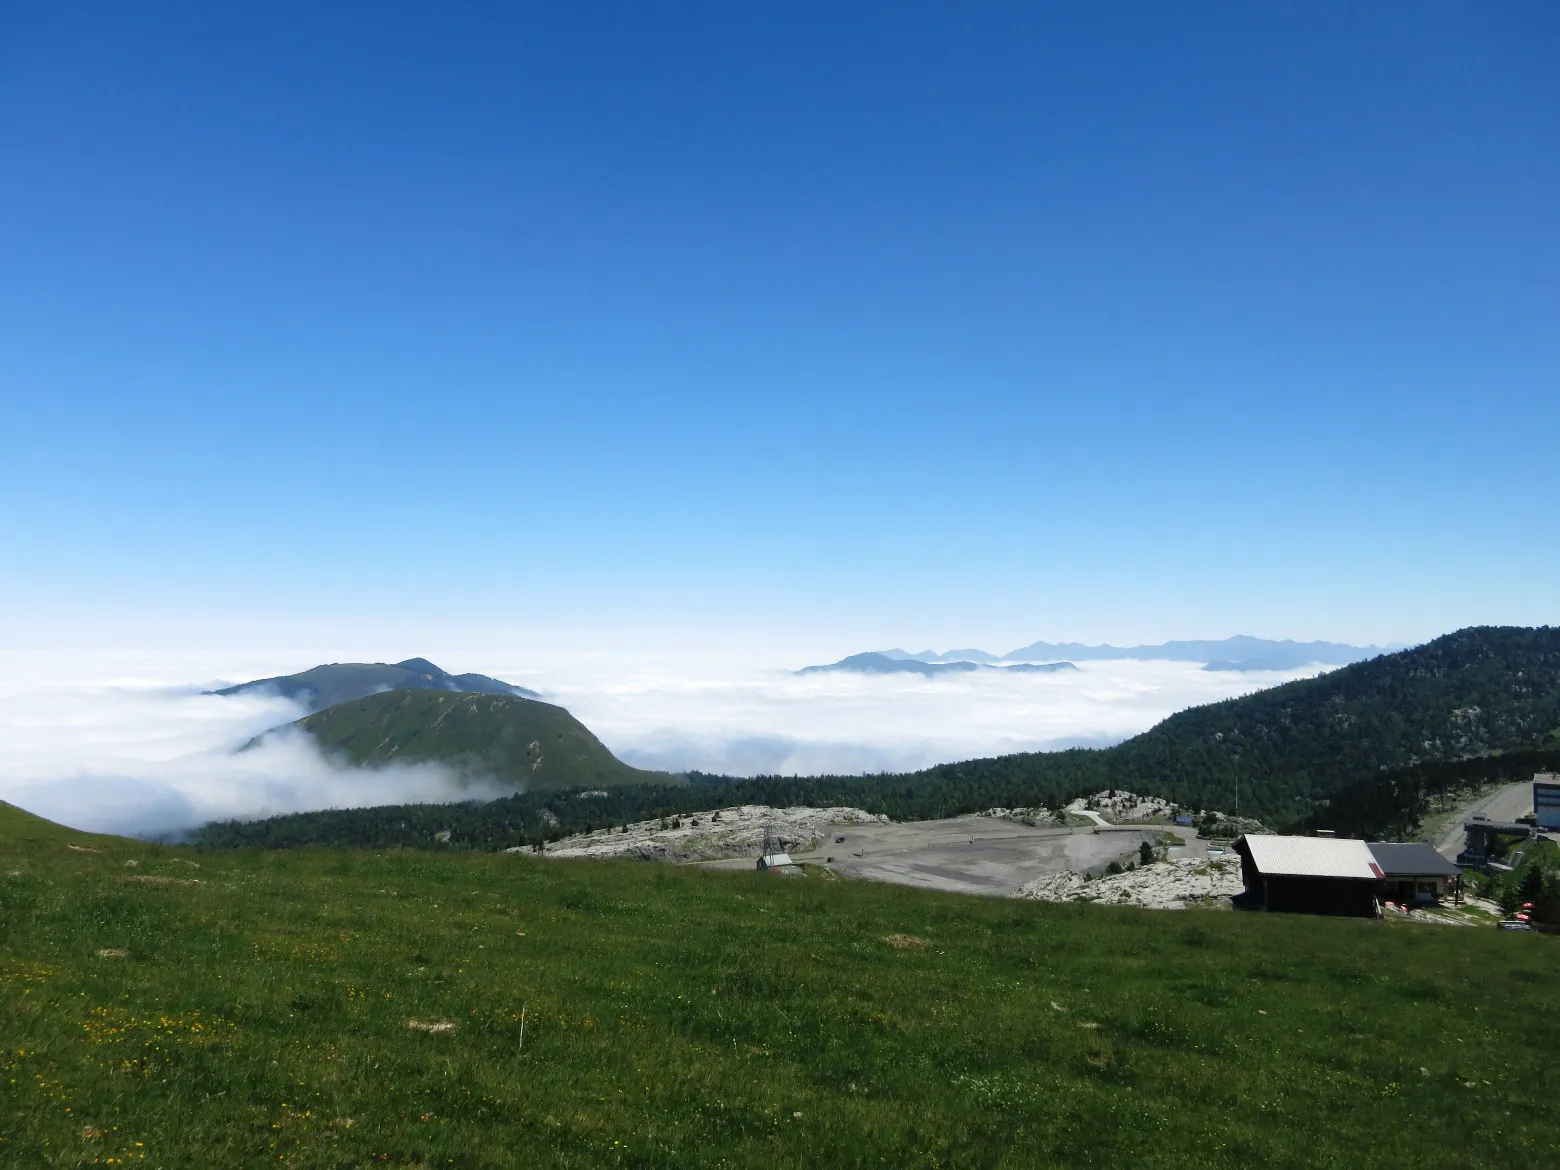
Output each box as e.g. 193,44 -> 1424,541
1234,835 -> 1383,918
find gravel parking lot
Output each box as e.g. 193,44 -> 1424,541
788,815 -> 1158,896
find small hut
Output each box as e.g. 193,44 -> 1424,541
1234,835 -> 1382,918
756,826 -> 800,874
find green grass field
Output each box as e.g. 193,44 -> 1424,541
2,801 -> 1556,1168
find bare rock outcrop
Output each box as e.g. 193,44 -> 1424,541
1016,856 -> 1245,910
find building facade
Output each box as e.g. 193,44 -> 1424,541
1535,774 -> 1560,831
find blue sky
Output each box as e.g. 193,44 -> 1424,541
2,1 -> 1556,656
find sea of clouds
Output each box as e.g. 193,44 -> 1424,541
522,654 -> 1325,776
0,648 -> 1325,838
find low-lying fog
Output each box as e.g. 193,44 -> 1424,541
0,648 -> 1325,838
521,655 -> 1325,776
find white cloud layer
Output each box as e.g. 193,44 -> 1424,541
0,648 -> 1324,838
0,679 -> 503,839
514,654 -> 1325,776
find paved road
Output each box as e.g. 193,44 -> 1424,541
1435,781 -> 1535,860
1161,824 -> 1211,859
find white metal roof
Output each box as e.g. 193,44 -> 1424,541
1241,835 -> 1381,880
759,853 -> 794,868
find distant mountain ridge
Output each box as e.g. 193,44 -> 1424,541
858,635 -> 1386,673
798,652 -> 1079,677
211,657 -> 539,713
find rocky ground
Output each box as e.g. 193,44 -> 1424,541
1067,790 -> 1267,836
1015,855 -> 1246,910
520,804 -> 887,863
1385,895 -> 1502,927
975,806 -> 1071,827
978,794 -> 1196,829
1069,790 -> 1180,823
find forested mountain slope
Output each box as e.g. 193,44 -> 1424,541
926,625 -> 1560,824
1293,744 -> 1560,842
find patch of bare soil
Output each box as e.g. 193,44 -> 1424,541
1389,895 -> 1501,927
882,934 -> 929,949
406,1019 -> 457,1034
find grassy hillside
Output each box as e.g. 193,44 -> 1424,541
297,690 -> 676,792
0,800 -> 128,847
4,811 -> 1558,1167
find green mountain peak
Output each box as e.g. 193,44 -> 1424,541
295,690 -> 678,793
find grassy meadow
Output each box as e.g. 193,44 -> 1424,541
2,801 -> 1557,1168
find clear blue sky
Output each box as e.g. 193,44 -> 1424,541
2,2 -> 1556,654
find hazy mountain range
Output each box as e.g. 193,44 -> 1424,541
798,653 -> 1079,677
836,635 -> 1390,674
